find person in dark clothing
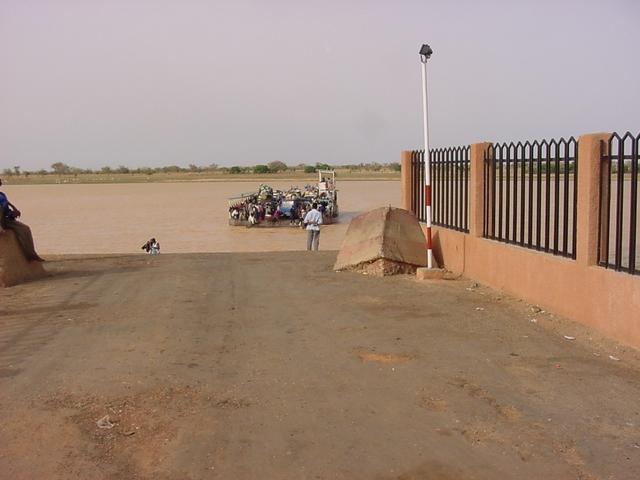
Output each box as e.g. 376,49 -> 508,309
0,178 -> 44,262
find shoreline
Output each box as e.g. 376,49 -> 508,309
1,172 -> 400,186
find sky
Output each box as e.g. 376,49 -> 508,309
1,0 -> 639,170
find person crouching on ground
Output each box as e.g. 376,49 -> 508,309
142,238 -> 160,255
0,178 -> 44,262
303,202 -> 322,251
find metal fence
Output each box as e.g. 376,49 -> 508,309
432,146 -> 470,232
483,137 -> 578,258
598,132 -> 639,275
410,147 -> 470,232
410,150 -> 426,222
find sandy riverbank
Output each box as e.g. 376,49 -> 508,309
1,171 -> 400,185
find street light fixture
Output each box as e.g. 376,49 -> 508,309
419,43 -> 434,269
419,44 -> 433,60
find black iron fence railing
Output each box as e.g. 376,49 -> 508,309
598,132 -> 639,275
410,147 -> 470,232
432,146 -> 470,232
410,150 -> 426,222
483,137 -> 578,258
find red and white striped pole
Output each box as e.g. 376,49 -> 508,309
419,44 -> 433,269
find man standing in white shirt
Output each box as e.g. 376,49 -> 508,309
303,202 -> 323,251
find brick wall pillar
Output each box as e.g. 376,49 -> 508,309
469,142 -> 492,238
400,151 -> 413,213
576,132 -> 611,266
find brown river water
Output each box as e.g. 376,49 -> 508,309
4,181 -> 399,254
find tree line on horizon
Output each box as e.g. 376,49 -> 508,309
2,160 -> 402,177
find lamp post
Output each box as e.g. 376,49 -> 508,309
419,43 -> 434,269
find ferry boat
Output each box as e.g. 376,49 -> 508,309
228,170 -> 339,227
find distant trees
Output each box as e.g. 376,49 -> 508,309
51,162 -> 71,174
267,161 -> 287,173
4,159 -> 404,180
253,165 -> 270,174
303,162 -> 332,174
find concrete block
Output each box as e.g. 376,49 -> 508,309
334,206 -> 427,272
416,267 -> 445,281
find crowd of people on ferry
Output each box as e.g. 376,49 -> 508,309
229,198 -> 331,227
228,184 -> 334,227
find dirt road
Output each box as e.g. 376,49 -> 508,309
1,252 -> 639,479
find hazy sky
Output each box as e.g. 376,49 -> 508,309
1,0 -> 639,170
